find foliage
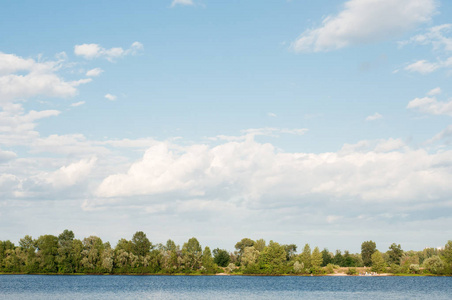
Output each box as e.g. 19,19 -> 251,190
423,256 -> 444,274
213,249 -> 230,267
370,251 -> 386,273
346,267 -> 358,275
361,241 -> 376,267
387,243 -> 403,265
1,231 -> 452,276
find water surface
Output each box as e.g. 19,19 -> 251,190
1,275 -> 451,299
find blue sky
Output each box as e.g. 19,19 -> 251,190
1,0 -> 452,253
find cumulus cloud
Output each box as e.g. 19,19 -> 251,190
104,93 -> 117,101
74,42 -> 143,61
86,68 -> 103,77
95,136 -> 452,214
171,0 -> 194,7
407,96 -> 452,116
365,112 -> 383,121
41,157 -> 97,189
292,0 -> 436,52
0,52 -> 89,104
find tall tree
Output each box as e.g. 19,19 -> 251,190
371,251 -> 386,273
311,247 -> 323,271
321,248 -> 332,266
387,243 -> 403,265
299,244 -> 311,269
131,231 -> 152,257
361,240 -> 377,267
182,237 -> 202,270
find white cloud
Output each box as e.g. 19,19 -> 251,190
268,112 -> 277,117
401,24 -> 452,52
0,52 -> 93,105
407,96 -> 452,116
0,149 -> 16,162
171,0 -> 194,7
41,157 -> 97,189
427,87 -> 441,96
86,68 -> 103,77
365,112 -> 383,121
70,101 -> 85,107
404,60 -> 440,74
292,0 -> 436,52
95,136 -> 452,211
105,93 -> 117,101
74,42 -> 143,61
428,125 -> 452,144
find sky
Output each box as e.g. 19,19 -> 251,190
1,0 -> 452,253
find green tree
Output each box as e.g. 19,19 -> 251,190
131,231 -> 152,257
182,237 -> 202,270
311,246 -> 323,272
371,250 -> 386,273
423,255 -> 445,274
242,246 -> 260,267
258,241 -> 286,274
213,248 -> 230,267
57,230 -> 75,273
361,240 -> 377,267
36,235 -> 59,273
387,243 -> 403,265
254,239 -> 266,252
235,238 -> 255,262
332,250 -> 344,266
321,248 -> 332,266
283,244 -> 297,261
201,246 -> 215,273
299,244 -> 311,269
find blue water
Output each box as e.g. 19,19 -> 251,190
0,275 -> 451,299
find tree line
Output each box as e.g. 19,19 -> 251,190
0,231 -> 451,275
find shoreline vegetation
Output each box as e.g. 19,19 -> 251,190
1,231 -> 451,276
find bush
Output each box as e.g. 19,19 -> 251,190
409,264 -> 420,274
346,267 -> 358,275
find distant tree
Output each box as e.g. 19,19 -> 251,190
235,238 -> 255,261
387,243 -> 403,265
131,231 -> 152,257
254,239 -> 266,252
201,246 -> 215,273
371,251 -> 386,273
213,248 -> 230,267
242,247 -> 259,267
442,240 -> 452,265
57,230 -> 75,273
311,247 -> 323,272
361,240 -> 377,267
36,235 -> 59,273
423,255 -> 445,274
182,237 -> 202,270
299,244 -> 311,269
343,250 -> 356,267
283,244 -> 297,261
332,250 -> 344,266
321,248 -> 332,266
259,241 -> 286,274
